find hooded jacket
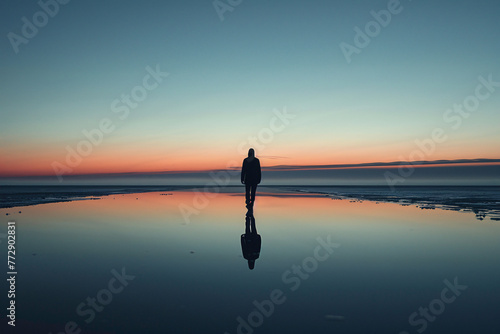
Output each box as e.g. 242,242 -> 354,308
241,157 -> 261,185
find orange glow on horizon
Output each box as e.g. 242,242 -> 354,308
1,141 -> 499,177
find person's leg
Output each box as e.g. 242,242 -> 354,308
245,184 -> 251,205
250,214 -> 256,234
250,184 -> 257,204
245,215 -> 251,234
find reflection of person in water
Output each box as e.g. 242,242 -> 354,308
241,212 -> 261,270
241,148 -> 261,208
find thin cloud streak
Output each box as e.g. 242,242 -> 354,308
260,158 -> 500,171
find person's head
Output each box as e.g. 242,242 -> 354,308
248,148 -> 255,158
248,260 -> 255,270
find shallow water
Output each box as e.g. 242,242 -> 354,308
1,190 -> 499,333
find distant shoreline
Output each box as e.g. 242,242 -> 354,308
0,185 -> 193,209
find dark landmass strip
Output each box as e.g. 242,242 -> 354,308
282,186 -> 500,221
0,186 -> 193,209
1,185 -> 499,221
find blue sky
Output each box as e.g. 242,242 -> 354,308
1,0 -> 499,184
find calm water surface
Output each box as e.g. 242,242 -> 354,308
1,190 -> 499,333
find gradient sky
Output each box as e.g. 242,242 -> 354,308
1,0 -> 499,184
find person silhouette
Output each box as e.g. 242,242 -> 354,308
241,148 -> 261,208
241,211 -> 261,270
